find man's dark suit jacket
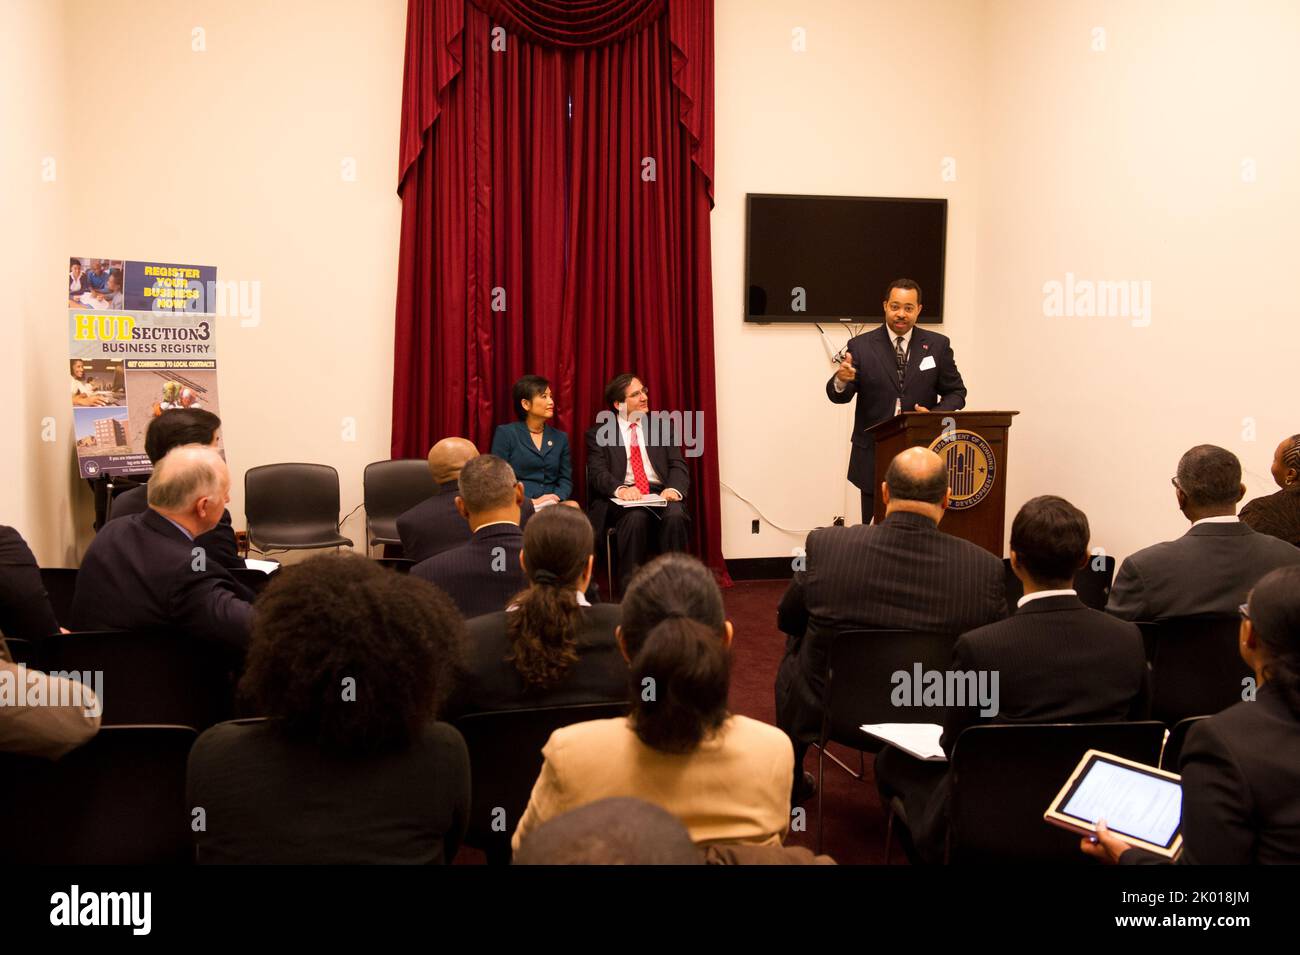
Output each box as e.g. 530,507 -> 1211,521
939,594 -> 1150,754
70,509 -> 254,651
826,325 -> 967,489
396,481 -> 534,564
444,603 -> 627,720
111,484 -> 243,570
1240,483 -> 1300,547
0,525 -> 60,646
1106,519 -> 1300,621
410,522 -> 525,620
187,719 -> 469,864
775,510 -> 1007,741
1123,683 -> 1300,865
583,416 -> 690,543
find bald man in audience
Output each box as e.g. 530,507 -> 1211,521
774,447 -> 1007,800
396,437 -> 534,563
1107,444 -> 1300,621
71,445 -> 254,651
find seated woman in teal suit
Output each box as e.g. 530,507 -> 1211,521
491,375 -> 576,508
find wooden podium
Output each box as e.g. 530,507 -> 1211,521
866,411 -> 1019,556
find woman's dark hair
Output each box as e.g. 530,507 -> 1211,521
1247,565 -> 1300,717
619,553 -> 725,660
70,258 -> 81,270
144,408 -> 222,463
238,554 -> 464,754
506,506 -> 594,688
513,375 -> 550,419
628,618 -> 731,755
69,359 -> 84,375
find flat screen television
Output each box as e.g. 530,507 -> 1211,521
745,193 -> 947,324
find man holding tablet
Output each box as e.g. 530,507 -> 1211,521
827,278 -> 967,523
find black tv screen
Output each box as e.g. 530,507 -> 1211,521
745,194 -> 947,323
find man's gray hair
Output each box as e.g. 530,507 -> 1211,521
457,454 -> 518,512
1176,445 -> 1242,508
147,444 -> 226,512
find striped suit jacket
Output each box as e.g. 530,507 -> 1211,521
775,510 -> 1007,741
409,522 -> 525,620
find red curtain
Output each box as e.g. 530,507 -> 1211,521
392,0 -> 727,582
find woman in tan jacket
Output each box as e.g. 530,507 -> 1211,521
511,554 -> 793,851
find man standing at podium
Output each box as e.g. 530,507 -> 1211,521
827,278 -> 967,523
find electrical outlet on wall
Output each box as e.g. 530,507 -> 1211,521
751,519 -> 760,534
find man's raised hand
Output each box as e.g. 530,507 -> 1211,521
835,352 -> 857,383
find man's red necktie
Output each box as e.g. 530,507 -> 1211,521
628,422 -> 651,494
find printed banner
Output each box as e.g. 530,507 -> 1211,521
68,256 -> 221,478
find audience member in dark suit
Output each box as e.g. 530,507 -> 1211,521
774,447 -> 1007,798
397,437 -> 534,563
1240,434 -> 1300,547
1107,445 -> 1300,620
71,445 -> 254,651
584,372 -> 690,592
879,495 -> 1150,863
1085,565 -> 1300,865
826,279 -> 967,522
491,375 -> 576,507
187,555 -> 470,863
446,505 -> 624,719
410,454 -> 526,619
0,525 -> 61,647
108,408 -> 242,570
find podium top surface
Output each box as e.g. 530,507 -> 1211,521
866,410 -> 1019,437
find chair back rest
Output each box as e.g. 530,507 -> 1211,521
38,629 -> 236,729
364,460 -> 437,540
948,721 -> 1166,864
824,630 -> 957,748
1160,715 -> 1211,771
2,636 -> 35,665
39,567 -> 79,628
454,701 -> 629,856
244,463 -> 342,541
0,725 -> 197,863
1138,615 -> 1249,724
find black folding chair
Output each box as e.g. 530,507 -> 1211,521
363,459 -> 437,554
39,567 -> 79,628
0,725 -> 197,864
38,629 -> 238,729
1002,556 -> 1116,612
453,701 -> 629,864
1138,615 -> 1248,725
1160,715 -> 1211,771
816,629 -> 957,853
245,463 -> 353,552
944,721 -> 1166,864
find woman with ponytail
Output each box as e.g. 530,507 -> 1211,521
444,506 -> 625,718
1083,564 -> 1300,864
511,553 -> 794,851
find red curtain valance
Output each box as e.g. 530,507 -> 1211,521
471,0 -> 665,49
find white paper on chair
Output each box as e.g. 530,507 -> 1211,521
609,494 -> 667,507
860,723 -> 947,761
244,558 -> 281,574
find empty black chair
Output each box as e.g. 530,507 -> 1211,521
363,459 -> 437,553
38,630 -> 237,729
816,629 -> 956,852
0,725 -> 197,864
453,701 -> 629,864
1161,715 -> 1211,771
1138,615 -> 1248,725
2,636 -> 35,665
245,463 -> 353,552
228,567 -> 277,596
39,567 -> 79,628
374,557 -> 415,574
1003,555 -> 1116,612
945,721 -> 1166,864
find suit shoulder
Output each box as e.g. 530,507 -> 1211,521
915,327 -> 952,348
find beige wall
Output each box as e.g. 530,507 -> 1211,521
10,0 -> 1298,571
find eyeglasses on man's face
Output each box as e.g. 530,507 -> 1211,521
625,386 -> 648,400
886,303 -> 918,315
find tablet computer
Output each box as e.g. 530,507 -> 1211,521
1044,749 -> 1183,859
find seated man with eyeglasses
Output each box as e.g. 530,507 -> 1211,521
584,373 -> 690,593
827,278 -> 967,524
